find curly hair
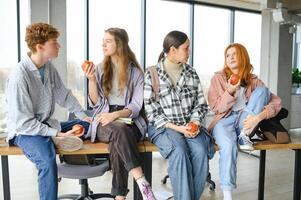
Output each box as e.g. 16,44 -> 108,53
25,23 -> 60,53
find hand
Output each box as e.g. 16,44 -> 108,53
96,112 -> 118,126
227,76 -> 241,95
176,125 -> 199,138
82,116 -> 92,123
187,121 -> 200,133
57,129 -> 77,137
243,114 -> 261,135
83,62 -> 96,81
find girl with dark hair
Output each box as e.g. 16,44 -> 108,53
144,30 -> 210,200
207,43 -> 282,200
83,28 -> 156,200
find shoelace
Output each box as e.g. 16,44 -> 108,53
142,182 -> 155,200
239,134 -> 253,144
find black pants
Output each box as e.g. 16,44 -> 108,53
96,106 -> 141,196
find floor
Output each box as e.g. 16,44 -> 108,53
0,130 -> 299,200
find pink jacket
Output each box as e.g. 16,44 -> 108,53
207,70 -> 282,132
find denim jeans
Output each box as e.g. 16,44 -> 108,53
212,86 -> 270,190
13,119 -> 90,200
148,125 -> 209,200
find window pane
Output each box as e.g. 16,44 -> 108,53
193,5 -> 230,87
297,43 -> 301,70
0,0 -> 18,135
20,0 -> 30,59
145,0 -> 190,67
234,11 -> 261,75
89,0 -> 141,65
66,0 -> 86,107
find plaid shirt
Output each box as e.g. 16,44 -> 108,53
144,60 -> 208,130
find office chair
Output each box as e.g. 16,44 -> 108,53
58,156 -> 114,199
57,111 -> 114,200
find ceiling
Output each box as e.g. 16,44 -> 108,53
176,0 -> 301,13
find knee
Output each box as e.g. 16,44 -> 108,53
219,140 -> 237,156
38,153 -> 57,171
171,146 -> 189,160
254,86 -> 269,97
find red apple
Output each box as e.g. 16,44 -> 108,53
230,74 -> 239,85
81,60 -> 93,71
72,124 -> 85,137
187,122 -> 199,133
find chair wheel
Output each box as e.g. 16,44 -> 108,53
88,188 -> 94,195
209,182 -> 216,191
161,175 -> 169,184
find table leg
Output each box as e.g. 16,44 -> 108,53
293,149 -> 301,200
1,155 -> 11,200
258,150 -> 266,200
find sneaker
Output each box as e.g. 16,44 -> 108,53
141,182 -> 156,200
51,136 -> 83,152
238,133 -> 254,151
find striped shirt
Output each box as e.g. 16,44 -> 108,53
5,53 -> 87,140
144,60 -> 208,130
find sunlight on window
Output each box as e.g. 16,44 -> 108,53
0,0 -> 18,135
20,0 -> 30,59
66,0 -> 86,107
89,0 -> 141,65
235,11 -> 262,76
193,5 -> 230,88
145,0 -> 190,68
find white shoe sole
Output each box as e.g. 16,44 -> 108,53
239,144 -> 254,151
52,136 -> 83,152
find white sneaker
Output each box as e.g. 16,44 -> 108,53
238,133 -> 254,151
52,136 -> 83,152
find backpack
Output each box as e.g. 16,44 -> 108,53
250,108 -> 291,144
147,66 -> 160,101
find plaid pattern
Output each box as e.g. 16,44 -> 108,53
5,54 -> 86,140
144,60 -> 208,130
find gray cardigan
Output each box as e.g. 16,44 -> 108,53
87,62 -> 147,142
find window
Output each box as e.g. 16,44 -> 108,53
0,0 -> 29,135
0,0 -> 18,135
66,0 -> 86,107
145,0 -> 190,68
89,0 -> 142,65
234,11 -> 262,75
20,0 -> 30,59
193,5 -> 230,87
296,43 -> 301,70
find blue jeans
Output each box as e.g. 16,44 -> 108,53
212,86 -> 270,190
148,125 -> 209,200
13,119 -> 90,200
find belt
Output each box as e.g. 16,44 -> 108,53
109,105 -> 125,112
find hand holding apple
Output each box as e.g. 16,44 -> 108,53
81,60 -> 93,72
229,74 -> 239,85
187,122 -> 199,133
71,124 -> 85,137
81,60 -> 96,81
